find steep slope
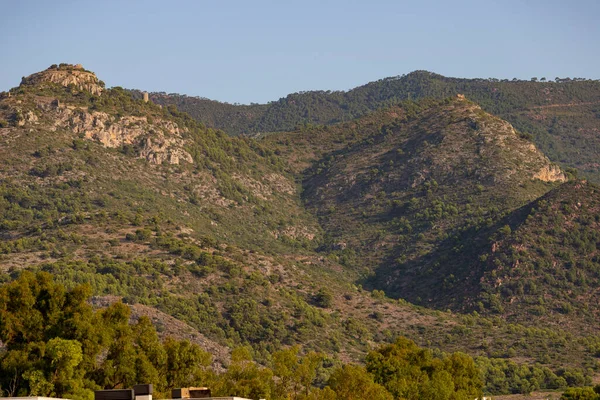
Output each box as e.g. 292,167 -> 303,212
262,97 -> 600,376
475,180 -> 600,331
386,178 -> 600,334
150,71 -> 600,182
1,64 -> 317,251
267,96 -> 565,308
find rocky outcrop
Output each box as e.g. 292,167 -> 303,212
21,64 -> 104,95
534,164 -> 567,182
51,106 -> 193,165
139,136 -> 193,165
444,100 -> 567,184
13,109 -> 39,126
10,65 -> 193,165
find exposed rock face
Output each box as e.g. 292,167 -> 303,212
9,65 -> 193,166
534,164 -> 567,182
21,64 -> 104,95
433,100 -> 567,184
51,106 -> 193,164
139,136 -> 194,165
14,110 -> 39,126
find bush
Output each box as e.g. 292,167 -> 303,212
313,288 -> 333,308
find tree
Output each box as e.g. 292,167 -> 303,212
46,338 -> 84,395
300,387 -> 337,400
163,337 -> 213,390
313,289 -> 333,308
365,337 -> 483,400
212,347 -> 273,400
561,387 -> 600,400
272,346 -> 324,399
0,272 -> 95,398
328,364 -> 392,400
132,317 -> 167,393
0,273 -> 217,400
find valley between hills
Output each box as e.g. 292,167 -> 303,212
1,63 -> 600,400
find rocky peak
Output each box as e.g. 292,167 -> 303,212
20,63 -> 104,95
7,64 -> 193,165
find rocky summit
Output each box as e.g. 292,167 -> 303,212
20,63 -> 105,95
3,64 -> 195,165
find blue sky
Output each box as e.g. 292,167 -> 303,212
1,0 -> 598,104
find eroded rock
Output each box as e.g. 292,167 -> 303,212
21,64 -> 104,96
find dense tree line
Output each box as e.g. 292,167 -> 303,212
153,70 -> 600,182
149,70 -> 600,135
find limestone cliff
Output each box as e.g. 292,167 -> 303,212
450,100 -> 567,184
5,64 -> 195,165
533,164 -> 566,182
20,64 -> 104,95
48,104 -> 193,165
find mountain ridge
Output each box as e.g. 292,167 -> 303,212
146,70 -> 600,183
265,95 -> 568,309
2,64 -> 600,396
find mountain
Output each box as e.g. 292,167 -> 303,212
264,93 -> 600,375
0,64 -> 341,360
148,71 -> 600,183
1,64 -> 600,396
0,64 -> 485,363
266,95 -> 564,283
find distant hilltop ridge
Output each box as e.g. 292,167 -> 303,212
19,63 -> 105,95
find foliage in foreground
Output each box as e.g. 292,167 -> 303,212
0,272 -> 484,400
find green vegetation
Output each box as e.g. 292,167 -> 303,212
366,337 -> 482,400
5,272 -> 585,399
152,71 -> 600,184
0,271 -> 213,399
0,272 -> 483,400
561,386 -> 600,399
3,65 -> 600,399
475,181 -> 600,332
267,96 -> 564,311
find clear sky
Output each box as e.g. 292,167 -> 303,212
1,0 -> 598,104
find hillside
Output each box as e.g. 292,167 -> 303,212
263,95 -> 600,379
150,71 -> 600,182
0,65 -> 491,362
476,181 -> 600,331
2,65 -> 600,396
0,64 -> 347,359
267,94 -> 563,277
265,95 -> 600,330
